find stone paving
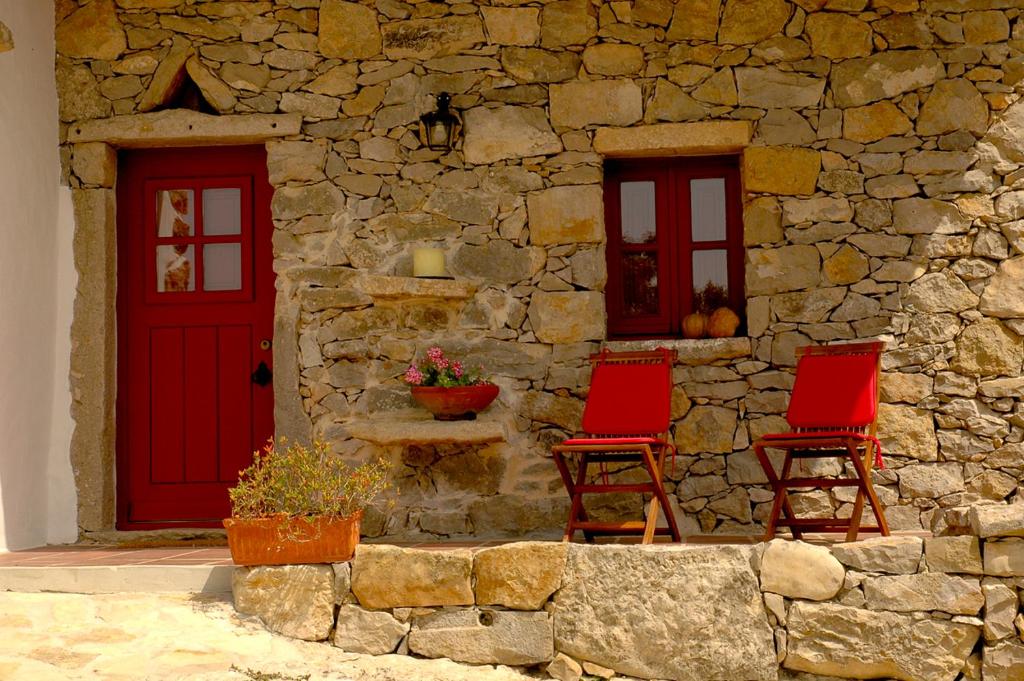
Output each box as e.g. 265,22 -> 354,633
0,591 -> 536,681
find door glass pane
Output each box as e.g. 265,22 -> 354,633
623,252 -> 659,315
620,181 -> 657,244
693,249 -> 729,305
691,178 -> 727,242
156,189 -> 194,237
203,243 -> 242,291
203,188 -> 242,236
157,244 -> 195,292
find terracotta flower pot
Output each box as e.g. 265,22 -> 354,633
410,383 -> 500,421
223,511 -> 362,566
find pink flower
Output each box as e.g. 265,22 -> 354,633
403,365 -> 424,385
452,361 -> 463,378
426,347 -> 445,363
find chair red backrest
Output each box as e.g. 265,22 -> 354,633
786,343 -> 882,430
580,350 -> 673,436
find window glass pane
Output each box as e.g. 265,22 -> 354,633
692,250 -> 729,306
620,181 -> 657,244
156,189 -> 194,237
690,178 -> 727,242
622,252 -> 660,315
157,245 -> 195,292
203,188 -> 242,236
203,243 -> 242,291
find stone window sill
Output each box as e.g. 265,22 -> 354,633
347,413 -> 506,446
603,337 -> 752,365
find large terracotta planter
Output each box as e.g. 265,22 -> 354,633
223,511 -> 362,566
410,383 -> 500,420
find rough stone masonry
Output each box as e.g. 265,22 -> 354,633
55,0 -> 1024,538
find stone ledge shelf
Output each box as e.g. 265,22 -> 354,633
361,276 -> 477,301
605,337 -> 752,365
347,415 -> 506,446
67,110 -> 302,146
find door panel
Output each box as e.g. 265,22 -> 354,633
117,146 -> 274,528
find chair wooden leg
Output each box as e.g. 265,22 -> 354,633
756,445 -> 801,540
845,444 -> 866,541
638,444 -> 680,543
848,441 -> 890,537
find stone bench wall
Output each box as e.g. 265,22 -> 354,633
233,503 -> 1024,681
55,0 -> 1024,536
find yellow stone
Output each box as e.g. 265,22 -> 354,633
871,0 -> 919,10
744,197 -> 783,246
481,7 -> 540,46
319,0 -> 381,59
743,147 -> 820,195
583,43 -> 645,76
805,13 -> 873,59
527,185 -> 604,245
843,102 -> 913,143
823,244 -> 870,285
528,292 -> 606,344
594,121 -> 751,157
666,0 -> 721,41
56,0 -> 126,61
718,0 -> 791,45
474,542 -> 568,610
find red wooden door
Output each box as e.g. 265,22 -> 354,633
117,146 -> 274,528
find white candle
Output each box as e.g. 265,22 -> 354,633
413,247 -> 446,277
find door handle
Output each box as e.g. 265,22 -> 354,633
251,361 -> 272,387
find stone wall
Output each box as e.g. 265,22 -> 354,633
54,0 -> 1024,536
232,503 -> 1024,681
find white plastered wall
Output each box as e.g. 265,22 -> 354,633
0,0 -> 77,549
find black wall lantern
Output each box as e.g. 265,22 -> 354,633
418,92 -> 462,151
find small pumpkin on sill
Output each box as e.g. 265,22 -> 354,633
681,312 -> 707,339
707,307 -> 741,338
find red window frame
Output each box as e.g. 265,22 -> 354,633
605,156 -> 745,339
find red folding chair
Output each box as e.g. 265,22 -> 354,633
551,348 -> 681,544
753,341 -> 890,542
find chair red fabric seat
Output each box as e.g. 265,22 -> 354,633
560,437 -> 666,447
753,341 -> 890,542
551,348 -> 681,544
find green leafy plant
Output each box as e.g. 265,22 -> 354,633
229,438 -> 390,520
403,346 -> 486,387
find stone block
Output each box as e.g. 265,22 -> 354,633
528,186 -> 604,245
905,271 -> 979,314
594,121 -> 751,156
540,0 -> 597,48
718,0 -> 790,45
423,188 -> 499,226
232,565 -> 335,641
408,609 -> 554,666
56,0 -> 126,61
271,182 -> 344,221
898,463 -> 965,499
501,48 -> 580,83
980,257 -> 1024,318
319,0 -> 382,59
547,653 -> 583,681
351,545 -> 474,608
333,604 -> 409,654
72,143 -> 117,187
553,544 -> 776,681
806,12 -> 872,58
736,67 -> 825,109
877,404 -> 938,461
760,540 -> 845,601
785,601 -> 980,680
474,542 -> 567,610
482,7 -> 540,46
0,20 -> 11,53
382,17 -> 485,60
583,44 -> 644,76
744,245 -> 820,295
843,102 -> 912,143
675,405 -> 737,454
982,582 -> 1017,641
527,291 -> 605,344
744,147 -> 820,195
951,319 -> 1023,377
744,197 -> 783,245
893,198 -> 971,235
983,640 -> 1024,680
666,0 -> 720,40
551,78 -> 643,126
831,51 -> 945,108
970,504 -> 1024,538
830,536 -> 923,574
863,573 -> 983,615
925,536 -> 983,575
463,106 -> 562,165
984,539 -> 1024,577
918,79 -> 988,136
